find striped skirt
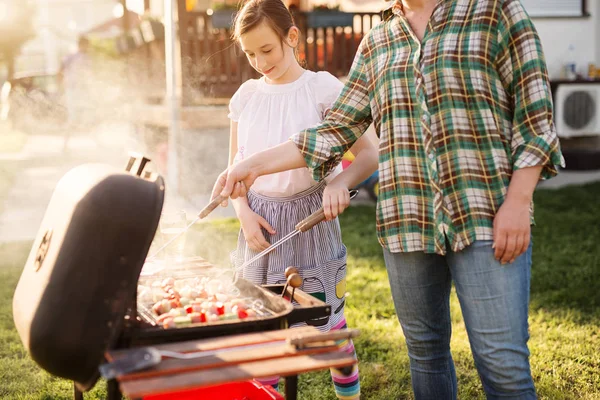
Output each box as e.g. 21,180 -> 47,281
231,182 -> 360,399
231,181 -> 348,332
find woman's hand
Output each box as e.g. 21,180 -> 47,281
211,161 -> 257,204
493,197 -> 531,264
212,142 -> 308,202
322,181 -> 351,220
238,208 -> 276,252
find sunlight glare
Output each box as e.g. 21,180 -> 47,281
112,3 -> 124,18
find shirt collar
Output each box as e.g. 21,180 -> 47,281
388,0 -> 447,17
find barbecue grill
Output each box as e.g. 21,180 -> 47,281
12,154 -> 331,398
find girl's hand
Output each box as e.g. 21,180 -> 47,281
493,197 -> 531,264
323,182 -> 351,220
238,208 -> 276,252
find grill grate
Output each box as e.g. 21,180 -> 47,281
137,299 -> 277,328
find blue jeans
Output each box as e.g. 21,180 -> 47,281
383,240 -> 536,400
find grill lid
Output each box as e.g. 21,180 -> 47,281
12,154 -> 165,391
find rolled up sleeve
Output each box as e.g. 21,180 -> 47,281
498,0 -> 565,180
291,41 -> 373,182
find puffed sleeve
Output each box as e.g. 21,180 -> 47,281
312,71 -> 345,120
227,79 -> 258,122
227,88 -> 242,122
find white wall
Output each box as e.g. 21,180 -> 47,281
338,1 -> 600,80
532,9 -> 598,80
596,0 -> 600,68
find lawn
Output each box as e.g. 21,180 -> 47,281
0,121 -> 26,216
0,183 -> 599,399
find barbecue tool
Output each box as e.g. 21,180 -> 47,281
281,267 -> 299,299
148,195 -> 227,259
237,190 -> 359,273
281,269 -> 302,302
99,329 -> 360,379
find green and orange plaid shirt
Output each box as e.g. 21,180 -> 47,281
292,0 -> 564,255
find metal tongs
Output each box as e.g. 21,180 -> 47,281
238,189 -> 359,271
149,189 -> 358,261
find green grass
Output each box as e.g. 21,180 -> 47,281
1,183 -> 599,399
0,163 -> 18,219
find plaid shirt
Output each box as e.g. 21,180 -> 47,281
292,0 -> 564,254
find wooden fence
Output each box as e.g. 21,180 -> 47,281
176,4 -> 381,102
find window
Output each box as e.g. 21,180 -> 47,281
521,0 -> 588,17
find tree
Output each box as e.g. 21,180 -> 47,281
0,1 -> 36,79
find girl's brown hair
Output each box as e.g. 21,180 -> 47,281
232,0 -> 296,44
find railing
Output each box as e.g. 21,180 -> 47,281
176,5 -> 381,102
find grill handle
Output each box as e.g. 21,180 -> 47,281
288,328 -> 361,349
294,189 -> 359,232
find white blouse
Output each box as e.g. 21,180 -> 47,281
228,70 -> 343,197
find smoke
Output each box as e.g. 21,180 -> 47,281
0,31 -> 238,265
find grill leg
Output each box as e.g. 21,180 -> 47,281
284,375 -> 298,400
73,383 -> 84,400
106,379 -> 122,400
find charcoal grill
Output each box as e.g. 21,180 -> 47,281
11,154 -> 331,399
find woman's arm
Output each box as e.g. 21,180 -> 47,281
322,128 -> 379,219
492,0 -> 564,264
493,166 -> 542,264
213,141 -> 307,200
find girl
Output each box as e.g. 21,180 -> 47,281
226,1 -> 378,398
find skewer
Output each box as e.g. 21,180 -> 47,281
147,195 -> 228,260
238,230 -> 301,272
148,217 -> 199,260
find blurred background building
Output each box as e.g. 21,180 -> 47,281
2,0 -> 598,84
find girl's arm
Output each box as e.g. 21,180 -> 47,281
227,121 -> 251,214
338,127 -> 379,191
227,120 -> 276,251
322,128 -> 378,219
227,121 -> 238,166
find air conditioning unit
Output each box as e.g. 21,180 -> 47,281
554,83 -> 600,138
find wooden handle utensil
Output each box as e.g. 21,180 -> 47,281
198,195 -> 228,219
287,329 -> 361,348
294,189 -> 359,232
